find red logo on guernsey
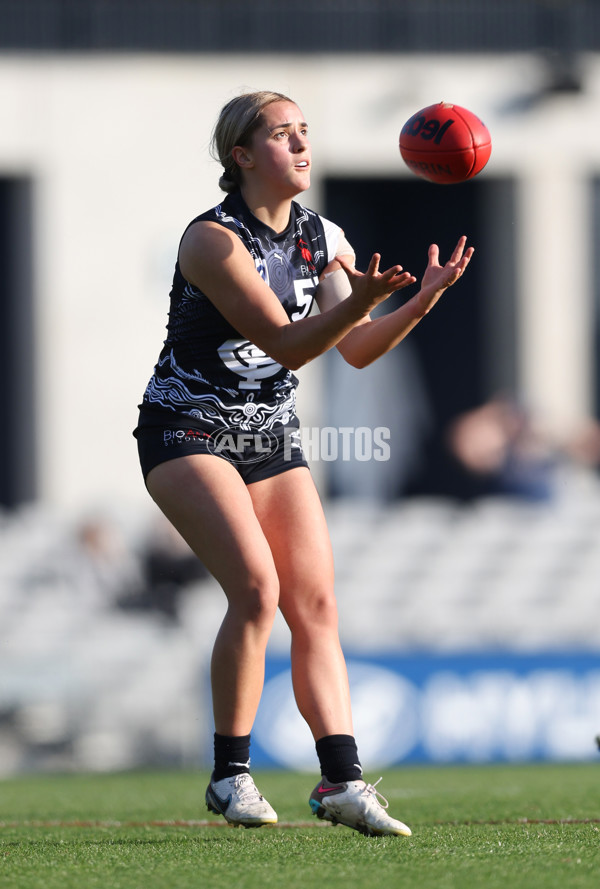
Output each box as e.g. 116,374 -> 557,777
297,238 -> 315,271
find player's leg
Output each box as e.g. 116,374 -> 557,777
248,465 -> 353,739
148,453 -> 279,734
249,465 -> 411,837
146,454 -> 278,826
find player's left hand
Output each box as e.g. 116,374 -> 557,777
415,236 -> 474,314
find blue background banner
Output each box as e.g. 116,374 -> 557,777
250,652 -> 600,770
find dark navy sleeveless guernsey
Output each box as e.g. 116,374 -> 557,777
139,191 -> 342,434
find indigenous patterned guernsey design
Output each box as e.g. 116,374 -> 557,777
141,191 -> 342,432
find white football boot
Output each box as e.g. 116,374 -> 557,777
309,776 -> 411,837
206,773 -> 278,828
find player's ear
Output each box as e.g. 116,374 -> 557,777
231,146 -> 254,169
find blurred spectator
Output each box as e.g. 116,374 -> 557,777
408,395 -> 558,502
119,516 -> 208,622
445,396 -> 557,502
71,515 -> 144,607
61,513 -> 209,622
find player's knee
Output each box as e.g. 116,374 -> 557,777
234,574 -> 280,628
289,586 -> 339,633
311,590 -> 339,628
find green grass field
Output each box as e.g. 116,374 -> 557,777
1,764 -> 598,889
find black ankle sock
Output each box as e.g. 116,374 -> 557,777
315,734 -> 363,783
213,733 -> 251,782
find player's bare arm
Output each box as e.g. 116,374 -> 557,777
179,221 -> 415,370
319,236 -> 473,368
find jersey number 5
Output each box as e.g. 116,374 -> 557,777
291,277 -> 319,321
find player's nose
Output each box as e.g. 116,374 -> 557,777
292,130 -> 309,152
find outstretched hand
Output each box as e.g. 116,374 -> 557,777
336,236 -> 473,319
328,237 -> 474,365
336,252 -> 417,313
415,236 -> 474,314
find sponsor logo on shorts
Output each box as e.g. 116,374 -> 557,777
163,428 -> 211,445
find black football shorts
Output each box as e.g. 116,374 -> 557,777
134,408 -> 309,486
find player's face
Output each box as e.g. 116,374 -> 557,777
246,101 -> 311,195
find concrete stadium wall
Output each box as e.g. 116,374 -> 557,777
0,52 -> 597,511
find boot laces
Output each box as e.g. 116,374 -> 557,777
232,774 -> 263,802
363,777 -> 389,810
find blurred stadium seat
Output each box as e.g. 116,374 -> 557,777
1,463 -> 600,773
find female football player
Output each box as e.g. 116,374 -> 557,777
134,90 -> 473,836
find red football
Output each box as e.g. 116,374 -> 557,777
399,102 -> 492,185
